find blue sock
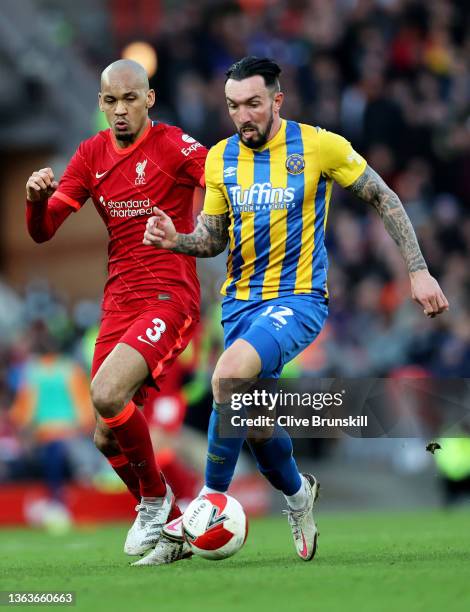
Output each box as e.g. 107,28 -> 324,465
205,403 -> 245,492
247,425 -> 302,495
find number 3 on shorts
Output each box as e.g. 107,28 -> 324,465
146,318 -> 166,342
137,317 -> 166,347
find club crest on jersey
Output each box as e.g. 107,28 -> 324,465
286,153 -> 305,175
135,159 -> 147,185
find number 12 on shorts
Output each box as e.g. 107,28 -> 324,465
137,317 -> 166,347
261,305 -> 293,329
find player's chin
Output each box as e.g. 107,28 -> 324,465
114,130 -> 134,142
240,135 -> 263,149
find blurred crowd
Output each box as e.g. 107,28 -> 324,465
1,0 -> 470,506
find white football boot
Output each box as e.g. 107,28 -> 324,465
132,515 -> 192,566
124,484 -> 175,556
284,473 -> 320,561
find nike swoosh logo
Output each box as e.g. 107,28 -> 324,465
95,170 -> 108,179
166,518 -> 183,532
137,335 -> 155,348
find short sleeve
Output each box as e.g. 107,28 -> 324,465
52,143 -> 91,211
202,146 -> 229,215
318,129 -> 367,188
164,127 -> 207,187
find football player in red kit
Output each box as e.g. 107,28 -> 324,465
25,59 -> 207,557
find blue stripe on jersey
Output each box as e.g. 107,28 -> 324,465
224,136 -> 243,297
311,175 -> 327,290
248,149 -> 271,300
279,121 -> 305,292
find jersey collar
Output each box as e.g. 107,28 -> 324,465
109,119 -> 152,155
238,119 -> 286,153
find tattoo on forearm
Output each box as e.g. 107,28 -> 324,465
173,213 -> 229,257
347,166 -> 427,273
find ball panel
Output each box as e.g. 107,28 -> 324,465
202,493 -> 228,513
182,497 -> 215,537
190,523 -> 234,551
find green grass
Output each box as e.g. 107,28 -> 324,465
1,510 -> 470,612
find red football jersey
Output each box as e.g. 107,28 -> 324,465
51,120 -> 207,313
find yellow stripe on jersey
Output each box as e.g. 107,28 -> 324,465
322,177 -> 335,299
293,124 -> 319,295
263,122 -> 288,300
222,182 -> 236,292
203,142 -> 230,214
234,147 -> 255,300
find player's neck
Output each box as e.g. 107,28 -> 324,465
266,116 -> 282,144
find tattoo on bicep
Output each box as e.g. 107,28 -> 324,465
347,166 -> 427,273
174,213 -> 229,257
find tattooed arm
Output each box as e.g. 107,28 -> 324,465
347,165 -> 449,316
173,211 -> 229,256
143,206 -> 229,257
347,165 -> 427,273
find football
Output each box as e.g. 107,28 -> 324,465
182,493 -> 248,560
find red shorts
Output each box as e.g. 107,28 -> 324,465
91,302 -> 198,405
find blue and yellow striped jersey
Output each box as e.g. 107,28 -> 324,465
203,119 -> 367,301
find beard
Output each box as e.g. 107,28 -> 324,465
238,111 -> 274,149
115,131 -> 134,142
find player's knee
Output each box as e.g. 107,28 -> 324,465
212,341 -> 263,403
212,363 -> 237,403
213,355 -> 245,385
93,427 -> 119,456
90,377 -> 127,418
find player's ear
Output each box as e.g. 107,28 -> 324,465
146,89 -> 156,109
273,91 -> 284,113
98,92 -> 104,111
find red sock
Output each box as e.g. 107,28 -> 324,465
157,448 -> 199,501
168,503 -> 182,522
102,402 -> 166,498
107,454 -> 141,502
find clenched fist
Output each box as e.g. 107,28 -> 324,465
143,206 -> 178,250
26,168 -> 58,202
410,269 -> 449,318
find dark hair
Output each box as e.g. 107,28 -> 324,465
225,56 -> 281,90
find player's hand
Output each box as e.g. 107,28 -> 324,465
26,168 -> 58,202
143,206 -> 178,249
410,269 -> 449,318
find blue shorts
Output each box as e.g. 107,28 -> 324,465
221,293 -> 329,378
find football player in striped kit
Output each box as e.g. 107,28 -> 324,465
140,56 -> 448,566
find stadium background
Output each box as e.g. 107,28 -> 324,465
0,0 -> 469,530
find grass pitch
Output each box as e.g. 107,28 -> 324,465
1,510 -> 470,612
